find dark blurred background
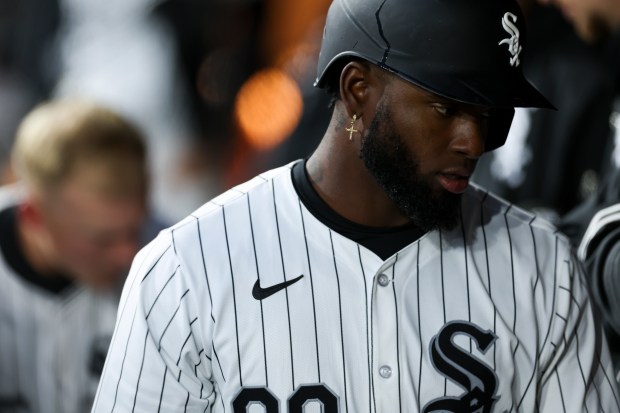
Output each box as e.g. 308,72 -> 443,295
0,0 -> 333,225
0,0 -> 615,228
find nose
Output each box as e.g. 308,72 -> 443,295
450,117 -> 486,160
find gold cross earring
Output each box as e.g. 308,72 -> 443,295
345,114 -> 358,141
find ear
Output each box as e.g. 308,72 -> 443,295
339,60 -> 374,119
17,196 -> 45,229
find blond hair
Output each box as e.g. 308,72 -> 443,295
12,99 -> 147,198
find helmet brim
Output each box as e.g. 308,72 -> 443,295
315,51 -> 555,110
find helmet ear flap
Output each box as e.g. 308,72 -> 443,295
485,108 -> 515,151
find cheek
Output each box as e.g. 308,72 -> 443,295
51,225 -> 106,260
406,132 -> 448,172
394,122 -> 441,155
58,236 -> 102,263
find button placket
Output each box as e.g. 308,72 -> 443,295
372,265 -> 399,408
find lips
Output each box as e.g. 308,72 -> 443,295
437,172 -> 471,194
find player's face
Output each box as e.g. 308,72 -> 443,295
538,0 -> 618,42
360,79 -> 488,232
42,180 -> 146,290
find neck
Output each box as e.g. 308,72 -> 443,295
306,117 -> 410,228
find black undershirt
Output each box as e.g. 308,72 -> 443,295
0,206 -> 72,294
291,160 -> 425,260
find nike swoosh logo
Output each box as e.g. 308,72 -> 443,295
252,275 -> 304,300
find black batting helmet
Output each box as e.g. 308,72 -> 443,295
314,0 -> 554,151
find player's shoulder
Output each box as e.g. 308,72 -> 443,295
578,202 -> 620,260
179,161 -> 297,226
142,161 -> 299,254
465,183 -> 568,241
124,161 -> 299,292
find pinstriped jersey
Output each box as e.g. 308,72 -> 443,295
92,161 -> 620,412
0,185 -> 119,413
578,202 -> 620,261
577,202 -> 620,364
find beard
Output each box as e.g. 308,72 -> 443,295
359,103 -> 462,232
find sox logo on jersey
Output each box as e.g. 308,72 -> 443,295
423,322 -> 499,413
231,321 -> 500,413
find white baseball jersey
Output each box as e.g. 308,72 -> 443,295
578,202 -> 620,353
93,161 -> 620,412
579,202 -> 620,261
0,185 -> 119,413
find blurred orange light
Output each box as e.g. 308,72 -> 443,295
234,68 -> 303,151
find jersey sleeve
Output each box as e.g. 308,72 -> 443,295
582,216 -> 620,340
537,244 -> 620,411
91,230 -> 215,413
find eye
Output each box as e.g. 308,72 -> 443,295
432,104 -> 456,117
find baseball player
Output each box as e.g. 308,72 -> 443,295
92,0 -> 620,411
0,100 -> 150,413
578,202 -> 620,371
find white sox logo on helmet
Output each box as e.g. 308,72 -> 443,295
498,12 -> 522,67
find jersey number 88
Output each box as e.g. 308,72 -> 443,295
233,384 -> 338,412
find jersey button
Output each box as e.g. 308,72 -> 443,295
379,365 -> 392,378
377,274 -> 390,287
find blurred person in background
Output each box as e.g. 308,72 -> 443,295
52,0 -> 199,225
541,0 -> 620,373
472,0 -> 614,224
0,99 -> 151,413
539,0 -> 620,42
542,0 -> 620,244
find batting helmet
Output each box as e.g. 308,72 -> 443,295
314,0 -> 554,151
